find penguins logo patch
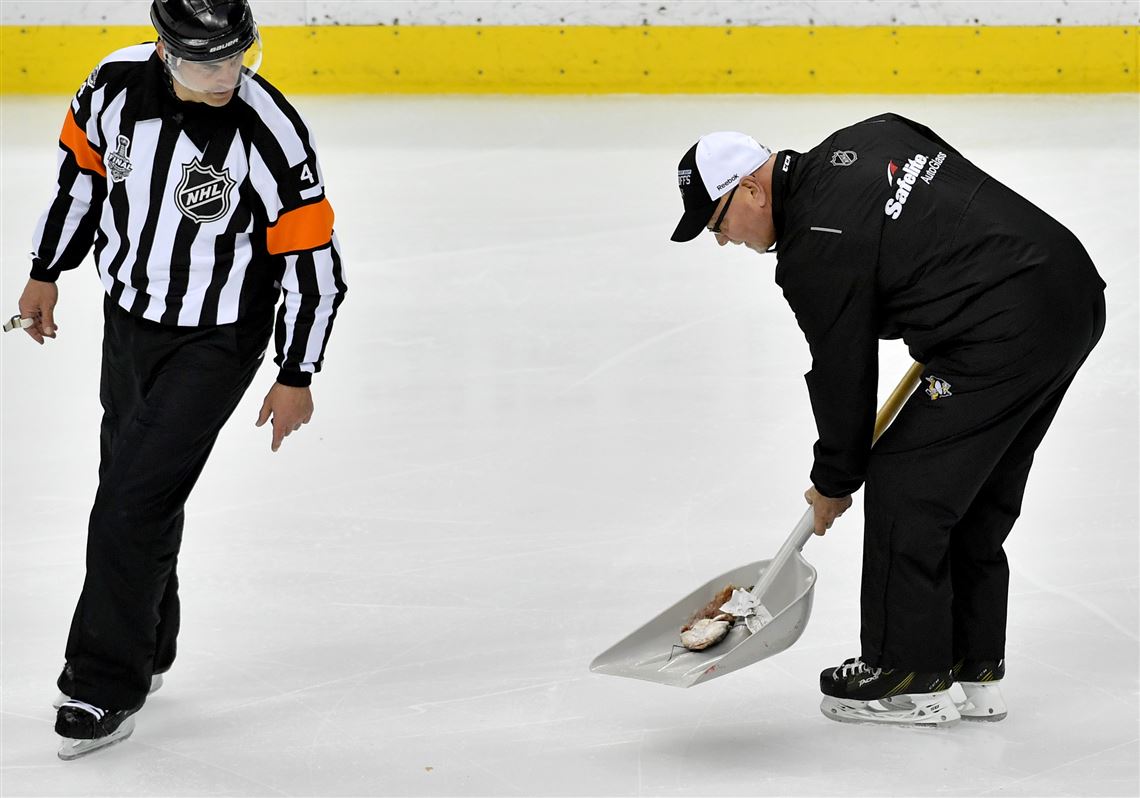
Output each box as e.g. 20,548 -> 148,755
175,158 -> 235,224
925,375 -> 953,401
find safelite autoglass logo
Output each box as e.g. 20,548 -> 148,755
884,151 -> 948,220
884,155 -> 926,219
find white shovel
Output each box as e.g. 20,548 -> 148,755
589,362 -> 924,688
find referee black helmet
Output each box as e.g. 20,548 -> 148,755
150,0 -> 257,62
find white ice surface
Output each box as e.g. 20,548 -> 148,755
1,94 -> 1137,796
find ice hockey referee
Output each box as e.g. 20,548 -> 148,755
11,0 -> 347,759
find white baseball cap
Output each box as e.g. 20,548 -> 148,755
671,132 -> 772,242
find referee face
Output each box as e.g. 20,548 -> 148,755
156,41 -> 240,107
180,55 -> 242,92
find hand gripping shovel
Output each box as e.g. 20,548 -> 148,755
590,362 -> 924,688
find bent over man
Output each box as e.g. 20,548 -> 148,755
14,0 -> 347,758
669,115 -> 1104,726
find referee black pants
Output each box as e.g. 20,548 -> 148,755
860,287 -> 1105,672
58,296 -> 271,710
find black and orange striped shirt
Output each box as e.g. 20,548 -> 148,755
31,44 -> 346,387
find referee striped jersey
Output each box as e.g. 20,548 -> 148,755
30,43 -> 346,387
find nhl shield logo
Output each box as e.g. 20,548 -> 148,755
830,150 -> 857,167
175,158 -> 235,224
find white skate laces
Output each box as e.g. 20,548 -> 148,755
60,699 -> 106,720
838,658 -> 881,680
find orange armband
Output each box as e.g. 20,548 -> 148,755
60,108 -> 105,177
266,197 -> 335,255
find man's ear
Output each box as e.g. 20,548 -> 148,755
739,175 -> 767,207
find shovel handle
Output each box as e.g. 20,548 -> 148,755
749,362 -> 924,602
874,361 -> 925,445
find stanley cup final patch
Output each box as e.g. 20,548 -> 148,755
175,158 -> 235,224
925,375 -> 953,401
107,135 -> 133,183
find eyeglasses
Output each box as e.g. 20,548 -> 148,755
708,186 -> 737,235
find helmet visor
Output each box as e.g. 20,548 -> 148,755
165,33 -> 262,94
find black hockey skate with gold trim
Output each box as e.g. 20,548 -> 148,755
820,657 -> 959,727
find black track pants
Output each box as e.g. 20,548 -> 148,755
860,289 -> 1105,671
58,296 -> 270,710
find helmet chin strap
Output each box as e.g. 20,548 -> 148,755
158,59 -> 188,102
155,40 -> 179,94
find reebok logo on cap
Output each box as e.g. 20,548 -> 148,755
716,174 -> 740,192
670,132 -> 772,242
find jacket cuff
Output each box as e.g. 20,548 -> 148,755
810,463 -> 860,499
276,368 -> 312,388
813,483 -> 854,500
29,262 -> 60,283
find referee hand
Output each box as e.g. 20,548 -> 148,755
17,278 -> 59,344
256,383 -> 314,452
804,485 -> 853,535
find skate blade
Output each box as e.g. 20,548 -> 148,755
822,692 -> 961,728
57,718 -> 135,761
956,681 -> 1006,722
960,711 -> 1007,722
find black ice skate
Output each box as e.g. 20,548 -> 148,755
55,700 -> 138,760
53,672 -> 163,710
950,658 -> 1007,721
819,657 -> 959,727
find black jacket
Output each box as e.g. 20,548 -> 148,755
772,113 -> 1105,498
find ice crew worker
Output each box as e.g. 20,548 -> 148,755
13,0 -> 347,759
670,115 -> 1104,726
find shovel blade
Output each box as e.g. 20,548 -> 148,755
589,554 -> 816,688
